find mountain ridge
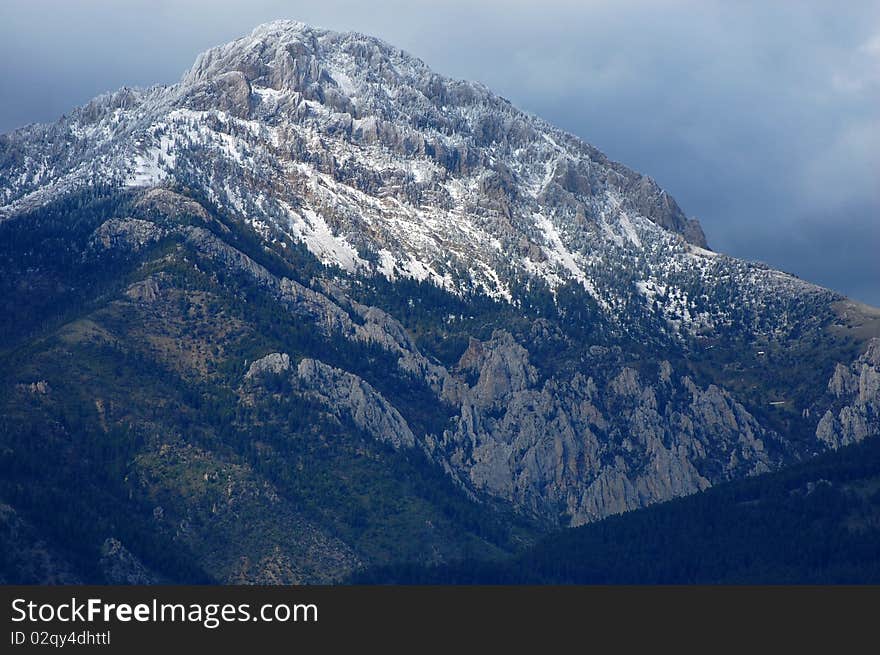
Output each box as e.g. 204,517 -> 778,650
2,19 -> 706,251
0,20 -> 878,583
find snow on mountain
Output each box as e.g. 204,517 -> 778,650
2,20 -> 876,565
0,19 -> 835,338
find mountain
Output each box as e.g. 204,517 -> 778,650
352,435 -> 880,584
1,20 -> 878,583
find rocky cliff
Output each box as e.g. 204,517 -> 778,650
0,21 -> 877,582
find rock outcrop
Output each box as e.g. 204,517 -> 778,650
125,277 -> 160,303
0,19 -> 873,562
294,358 -> 416,449
817,339 -> 880,448
245,352 -> 291,379
438,331 -> 773,525
89,218 -> 164,253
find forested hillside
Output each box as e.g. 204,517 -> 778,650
353,437 -> 880,584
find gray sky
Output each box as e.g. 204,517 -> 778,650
2,0 -> 878,304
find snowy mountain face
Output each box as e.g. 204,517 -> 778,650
1,21 -> 878,572
0,20 -> 832,340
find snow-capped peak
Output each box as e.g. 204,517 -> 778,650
0,20 -> 833,336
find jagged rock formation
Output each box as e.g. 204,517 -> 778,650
293,358 -> 417,449
245,352 -> 291,379
817,339 -> 880,448
436,330 -> 773,524
89,217 -> 164,253
0,20 -> 877,581
0,21 -> 832,346
125,277 -> 160,303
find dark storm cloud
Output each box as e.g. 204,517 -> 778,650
1,1 -> 877,304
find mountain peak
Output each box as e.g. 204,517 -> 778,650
183,19 -> 426,95
10,20 -> 819,322
3,20 -> 876,583
251,18 -> 311,35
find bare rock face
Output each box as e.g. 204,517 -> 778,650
222,264 -> 778,527
626,177 -> 709,249
186,70 -> 253,119
245,352 -> 291,380
134,188 -> 213,224
184,226 -> 277,288
295,358 -> 416,449
89,218 -> 163,253
457,330 -> 538,406
817,338 -> 880,448
17,380 -> 50,395
440,330 -> 773,525
125,277 -> 160,303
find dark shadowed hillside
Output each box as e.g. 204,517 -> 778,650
353,436 -> 880,584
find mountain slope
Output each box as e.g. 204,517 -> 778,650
1,21 -> 822,327
353,435 -> 880,584
0,188 -> 541,583
1,20 -> 878,582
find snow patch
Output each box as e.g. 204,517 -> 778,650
253,86 -> 285,102
278,201 -> 368,273
688,244 -> 719,258
617,211 -> 642,248
535,213 -> 607,310
327,67 -> 356,97
125,133 -> 176,188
